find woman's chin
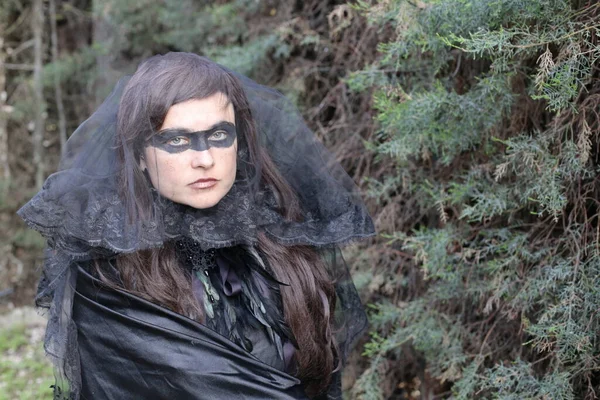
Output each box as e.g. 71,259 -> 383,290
155,184 -> 232,210
177,192 -> 225,210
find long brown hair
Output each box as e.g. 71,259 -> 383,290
99,53 -> 338,397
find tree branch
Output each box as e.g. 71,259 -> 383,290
6,39 -> 34,59
4,63 -> 34,71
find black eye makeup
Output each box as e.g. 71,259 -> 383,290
147,122 -> 236,154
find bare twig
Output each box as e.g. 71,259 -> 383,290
4,63 -> 34,71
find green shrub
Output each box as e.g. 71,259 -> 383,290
350,0 -> 600,398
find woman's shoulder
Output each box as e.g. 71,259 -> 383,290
75,257 -> 122,285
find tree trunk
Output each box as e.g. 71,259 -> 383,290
92,0 -> 119,108
49,0 -> 66,156
32,0 -> 44,189
0,32 -> 10,182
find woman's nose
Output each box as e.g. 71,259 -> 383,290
190,149 -> 215,168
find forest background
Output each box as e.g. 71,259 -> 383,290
0,0 -> 599,399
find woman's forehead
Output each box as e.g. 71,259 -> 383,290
161,93 -> 234,131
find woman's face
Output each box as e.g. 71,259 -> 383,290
141,93 -> 238,209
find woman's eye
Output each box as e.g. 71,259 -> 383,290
167,136 -> 189,146
209,131 -> 227,141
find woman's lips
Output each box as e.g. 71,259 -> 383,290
189,178 -> 218,189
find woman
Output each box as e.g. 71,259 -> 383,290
19,53 -> 374,399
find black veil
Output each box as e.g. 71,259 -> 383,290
18,53 -> 374,399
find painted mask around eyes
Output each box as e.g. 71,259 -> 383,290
146,122 -> 237,154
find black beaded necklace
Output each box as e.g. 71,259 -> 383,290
175,238 -> 219,317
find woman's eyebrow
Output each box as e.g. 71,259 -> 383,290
157,121 -> 235,135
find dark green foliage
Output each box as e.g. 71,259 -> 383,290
349,0 -> 600,398
38,0 -> 294,125
373,75 -> 513,165
106,0 -> 257,57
